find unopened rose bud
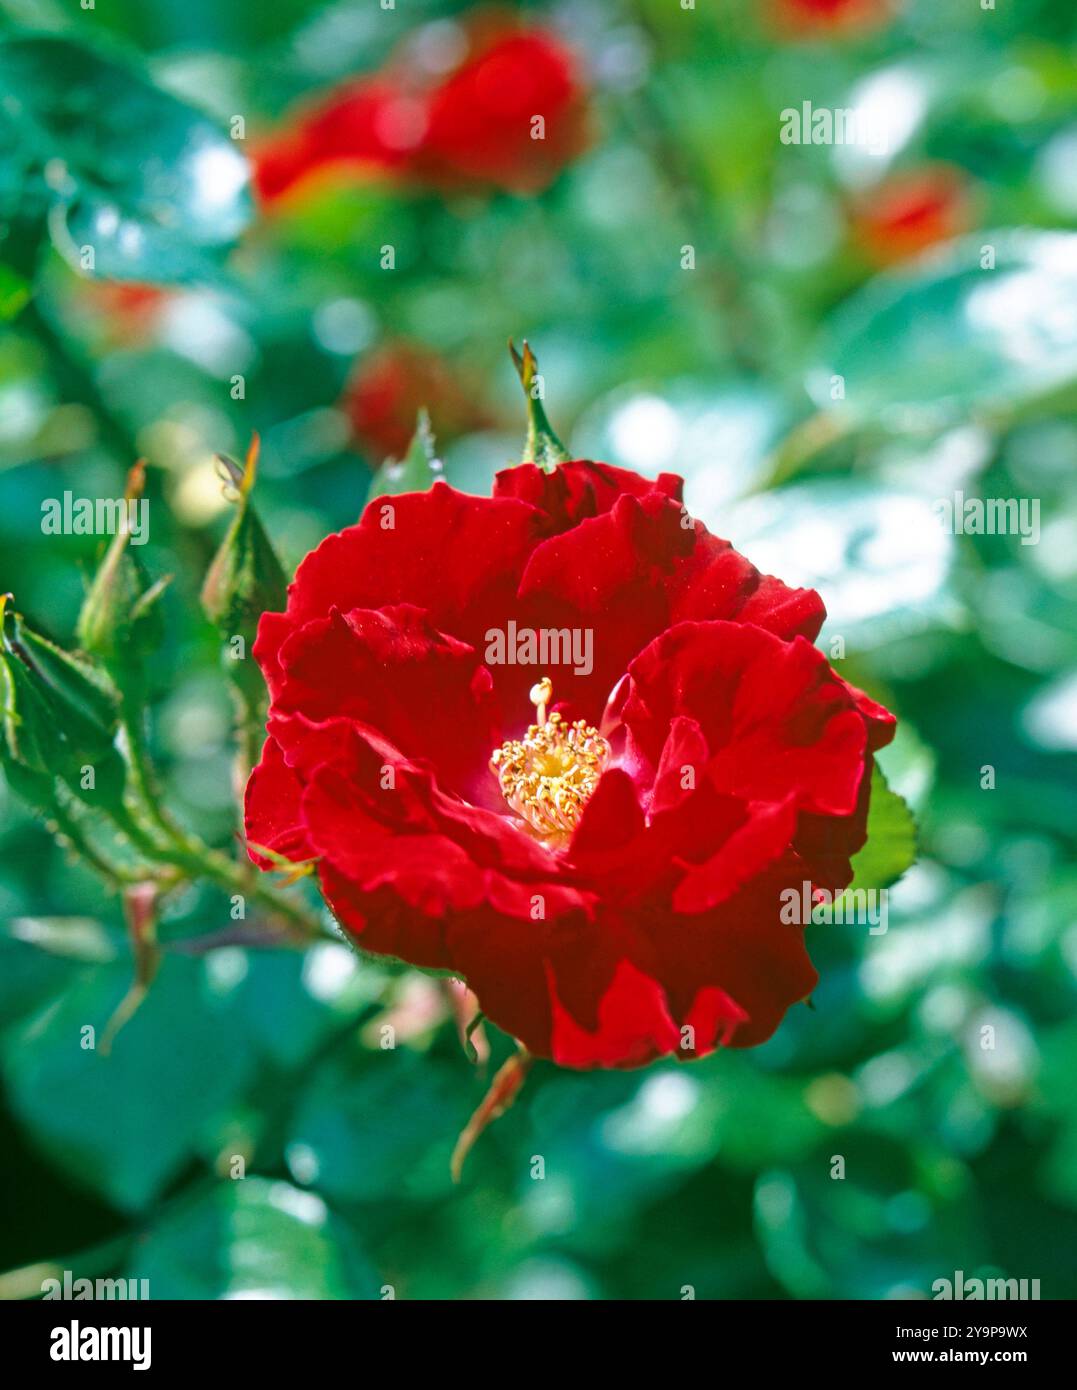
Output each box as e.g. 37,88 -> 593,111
76,461 -> 169,697
0,595 -> 127,812
201,434 -> 287,708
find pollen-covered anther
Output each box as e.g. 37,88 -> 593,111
490,678 -> 610,845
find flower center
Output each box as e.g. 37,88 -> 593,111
490,677 -> 610,846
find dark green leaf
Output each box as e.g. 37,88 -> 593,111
0,35 -> 251,284
816,231 -> 1077,426
126,1178 -> 379,1299
3,956 -> 258,1212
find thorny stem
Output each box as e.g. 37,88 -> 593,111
47,797 -> 157,887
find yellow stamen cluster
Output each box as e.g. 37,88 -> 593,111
490,678 -> 610,846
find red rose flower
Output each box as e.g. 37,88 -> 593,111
245,463 -> 895,1069
343,341 -> 489,463
850,165 -> 972,266
255,21 -> 588,204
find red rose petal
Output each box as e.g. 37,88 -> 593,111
253,482 -> 544,699
625,621 -> 868,817
493,459 -> 683,534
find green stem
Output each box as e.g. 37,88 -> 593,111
48,797 -> 156,887
106,714 -> 325,938
20,292 -> 322,937
117,705 -> 199,853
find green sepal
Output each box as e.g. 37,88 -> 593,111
509,339 -> 570,471
367,408 -> 444,502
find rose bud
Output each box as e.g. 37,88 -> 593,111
849,165 -> 972,265
76,462 -> 169,700
1,594 -> 127,813
201,434 -> 288,710
244,457 -> 896,1071
343,341 -> 488,464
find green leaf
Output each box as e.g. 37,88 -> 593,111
126,1178 -> 379,1299
0,35 -> 251,285
366,408 -> 445,501
3,956 -> 257,1212
844,765 -> 918,896
814,231 -> 1077,426
284,1044 -> 469,1203
231,945 -> 375,1070
0,938 -> 88,1043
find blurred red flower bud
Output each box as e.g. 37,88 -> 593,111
849,165 -> 972,265
406,29 -> 587,194
79,281 -> 172,347
771,0 -> 894,36
255,20 -> 588,204
342,341 -> 489,463
255,78 -> 414,202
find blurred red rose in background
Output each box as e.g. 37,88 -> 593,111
77,281 -> 172,347
771,0 -> 893,36
256,17 -> 589,203
342,341 -> 490,462
850,165 -> 972,265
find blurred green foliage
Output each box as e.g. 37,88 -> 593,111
1,0 -> 1076,1300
